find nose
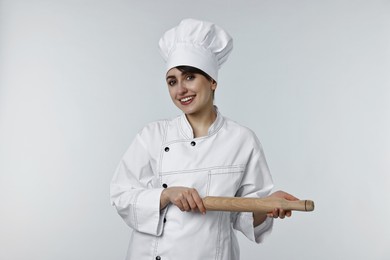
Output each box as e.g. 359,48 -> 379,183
177,81 -> 188,95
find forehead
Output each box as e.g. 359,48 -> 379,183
166,67 -> 182,78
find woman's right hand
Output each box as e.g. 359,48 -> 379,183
160,186 -> 206,214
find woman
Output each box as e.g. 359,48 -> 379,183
110,18 -> 297,260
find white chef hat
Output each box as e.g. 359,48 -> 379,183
158,18 -> 233,81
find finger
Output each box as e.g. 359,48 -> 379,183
285,210 -> 292,217
172,197 -> 185,211
266,208 -> 276,218
284,192 -> 299,201
172,192 -> 188,211
185,192 -> 198,211
279,209 -> 286,219
191,191 -> 206,214
180,196 -> 191,212
273,190 -> 299,201
272,208 -> 279,218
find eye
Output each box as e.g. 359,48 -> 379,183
186,74 -> 195,81
167,79 -> 176,86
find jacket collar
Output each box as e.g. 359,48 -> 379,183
179,106 -> 224,139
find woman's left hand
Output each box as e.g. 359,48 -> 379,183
266,190 -> 299,219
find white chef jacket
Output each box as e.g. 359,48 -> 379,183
110,108 -> 274,260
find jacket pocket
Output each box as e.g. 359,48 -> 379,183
160,170 -> 210,197
206,165 -> 245,197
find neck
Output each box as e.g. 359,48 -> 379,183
186,106 -> 217,138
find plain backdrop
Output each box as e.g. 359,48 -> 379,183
1,0 -> 389,259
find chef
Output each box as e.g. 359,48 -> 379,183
110,18 -> 297,260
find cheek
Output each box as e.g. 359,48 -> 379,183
168,89 -> 181,105
168,87 -> 175,99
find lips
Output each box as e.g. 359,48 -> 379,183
179,95 -> 195,105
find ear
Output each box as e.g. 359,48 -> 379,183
211,80 -> 217,90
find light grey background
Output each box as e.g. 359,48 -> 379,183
1,0 -> 389,259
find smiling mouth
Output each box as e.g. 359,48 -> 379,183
180,96 -> 195,105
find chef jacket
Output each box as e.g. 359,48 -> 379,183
110,108 -> 274,260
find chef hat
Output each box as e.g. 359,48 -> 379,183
158,18 -> 233,81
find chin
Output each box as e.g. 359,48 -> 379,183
175,103 -> 194,113
181,107 -> 197,115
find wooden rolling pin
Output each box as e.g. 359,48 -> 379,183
203,196 -> 315,213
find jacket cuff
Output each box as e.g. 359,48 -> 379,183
135,188 -> 167,236
235,212 -> 273,243
254,217 -> 273,243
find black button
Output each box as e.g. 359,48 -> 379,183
163,218 -> 166,223
190,141 -> 196,146
164,147 -> 169,152
156,256 -> 161,260
162,183 -> 168,188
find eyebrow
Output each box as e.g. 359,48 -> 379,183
166,71 -> 193,81
166,75 -> 176,81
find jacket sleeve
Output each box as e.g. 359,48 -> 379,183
110,132 -> 167,236
232,137 -> 274,243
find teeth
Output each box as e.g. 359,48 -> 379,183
180,96 -> 193,102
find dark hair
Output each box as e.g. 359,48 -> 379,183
175,66 -> 215,82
